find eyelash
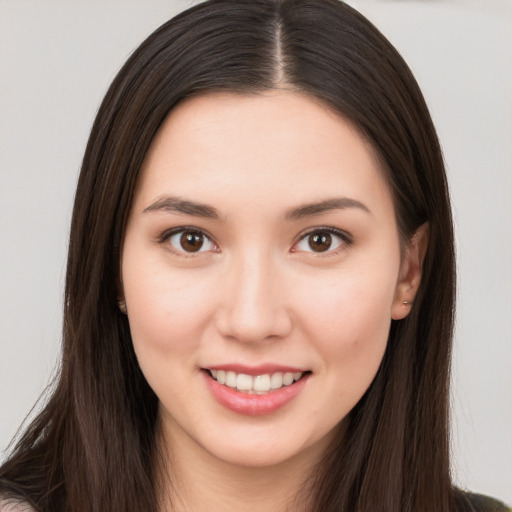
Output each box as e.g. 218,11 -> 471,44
156,226 -> 352,256
156,226 -> 218,257
292,227 -> 352,255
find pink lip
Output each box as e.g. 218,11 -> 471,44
203,370 -> 310,416
205,364 -> 307,376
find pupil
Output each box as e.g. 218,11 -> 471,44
180,232 -> 204,252
309,233 -> 331,252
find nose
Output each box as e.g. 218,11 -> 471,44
215,252 -> 293,344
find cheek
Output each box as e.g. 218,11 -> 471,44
294,277 -> 393,426
122,253 -> 216,359
122,264 -> 219,407
296,265 -> 396,381
300,262 -> 395,332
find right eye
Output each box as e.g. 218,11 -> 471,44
164,229 -> 217,255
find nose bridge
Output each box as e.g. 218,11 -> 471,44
217,247 -> 291,342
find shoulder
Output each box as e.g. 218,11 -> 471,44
463,492 -> 511,512
0,498 -> 35,512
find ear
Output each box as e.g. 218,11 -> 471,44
116,276 -> 128,315
391,222 -> 429,320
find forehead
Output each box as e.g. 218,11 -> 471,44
133,91 -> 393,218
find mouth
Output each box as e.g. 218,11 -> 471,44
205,369 -> 308,395
202,367 -> 311,415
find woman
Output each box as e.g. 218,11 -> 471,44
0,0 -> 509,511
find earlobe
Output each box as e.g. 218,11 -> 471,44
118,300 -> 128,314
116,276 -> 128,315
391,222 -> 429,320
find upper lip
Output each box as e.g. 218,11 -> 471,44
204,364 -> 309,376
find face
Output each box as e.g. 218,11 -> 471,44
120,91 -> 421,469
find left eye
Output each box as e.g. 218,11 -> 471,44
167,230 -> 217,253
294,229 -> 348,253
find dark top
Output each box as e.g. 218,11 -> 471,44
465,492 -> 511,512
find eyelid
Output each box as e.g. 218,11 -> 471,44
291,226 -> 352,254
155,225 -> 352,256
156,226 -> 219,255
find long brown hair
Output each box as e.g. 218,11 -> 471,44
1,1 -> 461,510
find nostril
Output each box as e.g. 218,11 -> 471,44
214,297 -> 294,343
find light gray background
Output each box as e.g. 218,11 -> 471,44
1,0 -> 511,504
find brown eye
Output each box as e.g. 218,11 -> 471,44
166,230 -> 216,254
308,232 -> 332,252
293,228 -> 348,254
180,231 -> 204,252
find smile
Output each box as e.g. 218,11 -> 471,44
203,366 -> 311,415
209,369 -> 304,395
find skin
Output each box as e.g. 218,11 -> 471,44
120,91 -> 427,511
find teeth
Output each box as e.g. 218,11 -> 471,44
236,373 -> 253,391
253,374 -> 271,392
270,372 -> 283,389
209,369 -> 304,394
225,371 -> 237,388
282,372 -> 294,386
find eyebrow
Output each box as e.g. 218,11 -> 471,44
142,195 -> 370,220
143,196 -> 220,219
285,197 -> 371,220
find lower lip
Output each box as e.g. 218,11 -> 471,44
203,371 -> 310,416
